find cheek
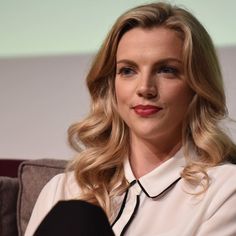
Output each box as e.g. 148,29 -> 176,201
160,83 -> 194,110
177,86 -> 194,108
115,81 -> 123,106
115,80 -> 132,106
115,80 -> 135,124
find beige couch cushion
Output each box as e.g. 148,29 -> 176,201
17,159 -> 67,236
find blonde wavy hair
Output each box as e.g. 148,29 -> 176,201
68,2 -> 236,217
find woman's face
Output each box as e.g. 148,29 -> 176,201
115,27 -> 194,143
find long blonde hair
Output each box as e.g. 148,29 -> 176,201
68,2 -> 236,217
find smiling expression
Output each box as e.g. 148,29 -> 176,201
115,27 -> 194,143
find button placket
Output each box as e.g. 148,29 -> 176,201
112,181 -> 141,235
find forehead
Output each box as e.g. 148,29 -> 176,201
116,27 -> 183,61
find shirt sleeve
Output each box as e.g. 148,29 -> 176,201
24,173 -> 67,236
196,174 -> 236,236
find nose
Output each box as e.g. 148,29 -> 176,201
136,73 -> 157,99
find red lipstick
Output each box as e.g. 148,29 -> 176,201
133,105 -> 162,117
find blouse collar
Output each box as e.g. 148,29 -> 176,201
123,148 -> 186,198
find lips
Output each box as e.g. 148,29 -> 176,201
133,105 -> 162,117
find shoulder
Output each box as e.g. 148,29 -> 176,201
192,163 -> 236,234
207,163 -> 236,193
208,162 -> 236,185
42,171 -> 81,199
34,170 -> 81,211
203,163 -> 236,215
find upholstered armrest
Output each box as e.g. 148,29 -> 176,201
0,176 -> 19,236
17,159 -> 67,236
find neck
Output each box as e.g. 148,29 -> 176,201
129,134 -> 182,179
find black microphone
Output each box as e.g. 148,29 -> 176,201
34,200 -> 115,236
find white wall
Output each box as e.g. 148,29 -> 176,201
1,1 -> 236,160
1,0 -> 236,58
0,47 -> 236,160
0,54 -> 92,159
218,47 -> 236,140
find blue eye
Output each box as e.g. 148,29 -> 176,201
158,66 -> 178,75
117,67 -> 135,77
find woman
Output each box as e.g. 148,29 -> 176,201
25,2 -> 236,236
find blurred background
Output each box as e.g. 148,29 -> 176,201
0,0 -> 236,160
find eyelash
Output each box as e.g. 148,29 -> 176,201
117,67 -> 135,77
116,65 -> 179,78
158,66 -> 179,75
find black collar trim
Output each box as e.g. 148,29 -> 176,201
120,195 -> 140,236
137,177 -> 181,198
111,180 -> 136,227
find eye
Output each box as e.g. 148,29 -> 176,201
117,67 -> 136,77
158,65 -> 179,75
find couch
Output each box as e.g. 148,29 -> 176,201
0,159 -> 68,236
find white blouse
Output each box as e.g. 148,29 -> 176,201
25,150 -> 236,236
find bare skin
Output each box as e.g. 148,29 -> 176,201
115,27 -> 194,178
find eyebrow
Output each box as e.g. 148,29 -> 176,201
116,58 -> 182,66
